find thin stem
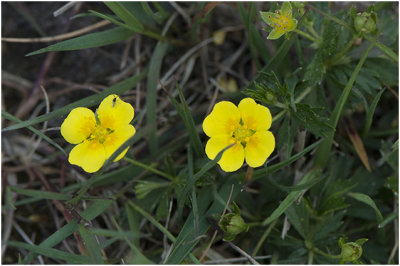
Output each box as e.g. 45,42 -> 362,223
123,157 -> 175,181
313,247 -> 341,259
295,86 -> 313,103
327,35 -> 358,66
251,219 -> 278,257
308,250 -> 314,264
272,110 -> 287,124
293,28 -> 321,45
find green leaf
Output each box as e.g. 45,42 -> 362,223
285,200 -> 309,239
2,110 -> 67,155
303,51 -> 325,86
290,103 -> 333,138
21,221 -> 78,264
267,174 -> 325,192
9,187 -> 71,200
347,192 -> 383,223
10,239 -> 91,264
178,143 -> 234,217
253,138 -> 324,181
262,169 -> 322,226
363,88 -> 385,135
2,71 -> 146,131
78,225 -> 104,264
315,41 -> 376,168
81,199 -> 114,221
146,41 -> 168,155
104,2 -> 144,32
27,27 -> 134,56
165,176 -> 241,264
176,84 -> 205,157
238,2 -> 270,67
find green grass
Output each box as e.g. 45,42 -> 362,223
2,1 -> 398,265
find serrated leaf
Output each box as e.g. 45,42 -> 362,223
303,51 -> 325,85
290,103 -> 333,137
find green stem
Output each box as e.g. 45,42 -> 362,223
295,86 -> 313,103
251,219 -> 278,257
308,250 -> 314,264
315,40 -> 376,168
313,247 -> 341,259
308,4 -> 398,63
127,199 -> 201,264
123,157 -> 175,181
327,35 -> 358,66
293,28 -> 321,45
305,24 -> 321,40
364,34 -> 398,63
272,110 -> 287,124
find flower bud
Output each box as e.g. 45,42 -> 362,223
219,213 -> 249,241
354,11 -> 377,34
339,237 -> 368,262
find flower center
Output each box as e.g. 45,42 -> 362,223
88,124 -> 114,144
233,126 -> 255,147
271,10 -> 292,31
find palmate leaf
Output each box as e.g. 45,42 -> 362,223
290,103 -> 333,138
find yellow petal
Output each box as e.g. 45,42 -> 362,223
203,101 -> 241,137
97,94 -> 134,130
104,124 -> 136,162
238,98 -> 272,131
69,140 -> 106,173
61,107 -> 96,144
245,131 -> 275,168
205,135 -> 244,172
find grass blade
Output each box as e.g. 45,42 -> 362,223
261,169 -> 322,226
81,199 -> 114,221
2,71 -> 146,132
146,42 -> 168,155
21,221 -> 78,264
104,2 -> 144,32
10,239 -> 91,264
165,176 -> 241,264
78,225 -> 104,264
26,27 -> 134,56
176,84 -> 206,157
347,192 -> 383,223
315,41 -> 375,168
9,187 -> 71,200
2,110 -> 66,155
252,138 -> 324,181
363,88 -> 385,136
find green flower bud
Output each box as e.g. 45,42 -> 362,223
219,213 -> 249,242
340,238 -> 367,262
354,11 -> 377,34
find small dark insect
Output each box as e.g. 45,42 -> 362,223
112,96 -> 117,107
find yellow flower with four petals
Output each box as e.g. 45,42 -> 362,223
61,94 -> 136,173
203,98 -> 275,172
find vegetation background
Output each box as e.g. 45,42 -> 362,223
2,1 -> 398,264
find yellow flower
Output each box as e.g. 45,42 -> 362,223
61,94 -> 136,173
203,98 -> 275,172
260,2 -> 297,40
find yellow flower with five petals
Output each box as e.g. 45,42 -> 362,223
260,2 -> 297,40
61,94 -> 136,173
203,98 -> 275,172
